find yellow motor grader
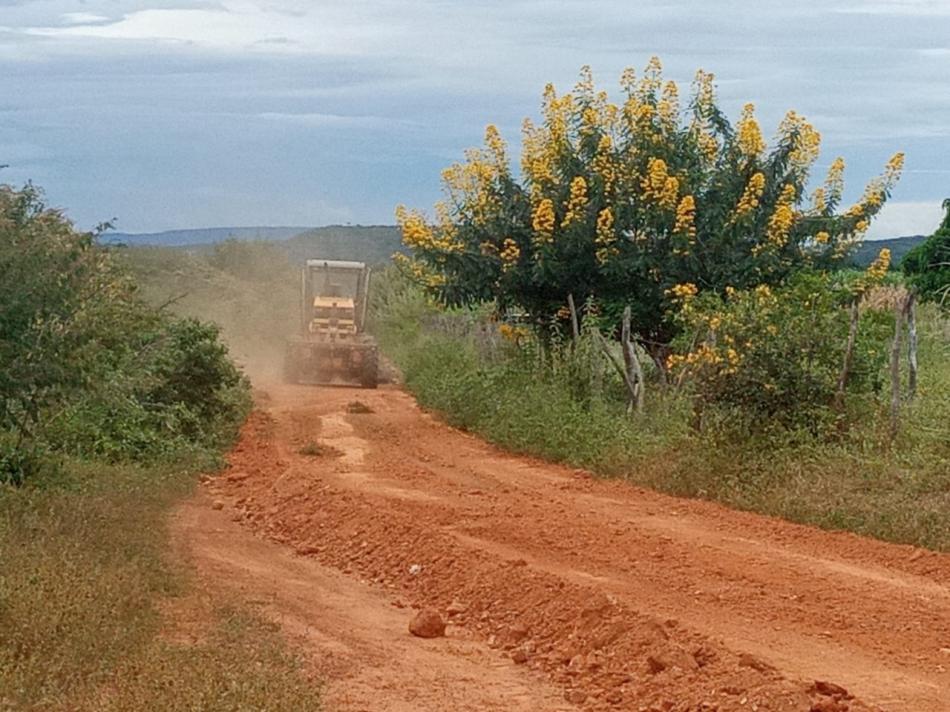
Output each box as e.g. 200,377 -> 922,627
283,259 -> 378,388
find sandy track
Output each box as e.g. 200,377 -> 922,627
189,383 -> 950,711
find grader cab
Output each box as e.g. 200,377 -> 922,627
283,259 -> 378,388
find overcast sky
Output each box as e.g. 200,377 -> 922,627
1,0 -> 948,236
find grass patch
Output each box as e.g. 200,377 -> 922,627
298,440 -> 342,457
0,458 -> 321,711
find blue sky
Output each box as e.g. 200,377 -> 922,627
1,0 -> 948,237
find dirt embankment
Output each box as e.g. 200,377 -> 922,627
178,383 -> 950,712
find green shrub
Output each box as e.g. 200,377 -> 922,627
903,199 -> 950,307
668,271 -> 891,431
0,183 -> 251,480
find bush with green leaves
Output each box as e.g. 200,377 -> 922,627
903,199 -> 950,307
0,184 -> 250,482
668,270 -> 893,431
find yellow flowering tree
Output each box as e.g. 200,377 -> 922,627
397,58 -> 903,358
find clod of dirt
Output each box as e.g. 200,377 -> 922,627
409,608 -> 446,639
511,649 -> 528,664
738,651 -> 774,673
564,689 -> 587,704
811,700 -> 850,712
346,400 -> 374,414
299,441 -> 327,456
646,655 -> 667,675
811,680 -> 851,698
211,500 -> 225,510
446,600 -> 468,616
505,621 -> 529,643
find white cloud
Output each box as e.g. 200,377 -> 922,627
255,111 -> 395,128
60,12 -> 110,25
835,0 -> 950,14
866,200 -> 945,239
24,5 -> 398,55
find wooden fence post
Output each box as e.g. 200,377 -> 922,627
888,295 -> 906,443
835,299 -> 860,412
566,293 -> 580,341
906,292 -> 918,401
621,306 -> 645,413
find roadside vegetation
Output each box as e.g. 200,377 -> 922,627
0,184 -> 320,709
381,59 -> 950,552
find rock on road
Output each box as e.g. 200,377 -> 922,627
183,383 -> 950,711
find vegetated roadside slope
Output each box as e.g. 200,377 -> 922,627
204,382 -> 950,712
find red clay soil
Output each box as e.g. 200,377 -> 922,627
194,383 -> 950,711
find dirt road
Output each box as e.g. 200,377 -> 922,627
183,383 -> 950,711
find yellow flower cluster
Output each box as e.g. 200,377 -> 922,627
697,131 -> 719,162
688,70 -> 719,162
638,56 -> 664,99
499,322 -> 530,343
693,69 -> 715,115
396,205 -> 432,248
575,65 -> 595,97
592,134 -> 617,195
667,341 -> 741,374
641,158 -> 679,210
667,282 -> 698,301
562,176 -> 588,227
396,205 -> 462,254
542,83 -> 573,146
867,248 -> 891,280
823,157 -> 845,208
815,230 -> 830,245
581,106 -> 600,135
845,152 -> 905,221
657,80 -> 679,129
811,187 -> 826,215
500,237 -> 520,268
620,66 -> 637,93
779,110 -> 821,173
521,119 -> 555,196
737,103 -> 765,158
766,184 -> 798,247
674,195 -> 696,239
532,198 -> 556,245
735,172 -> 766,218
440,147 -> 499,228
595,207 -> 617,264
392,252 -> 446,287
483,124 -> 507,170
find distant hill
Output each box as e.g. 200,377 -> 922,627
104,224 -> 403,267
102,226 -> 310,247
280,226 -> 403,267
850,235 -> 927,268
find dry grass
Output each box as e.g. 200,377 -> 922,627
0,460 -> 322,711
